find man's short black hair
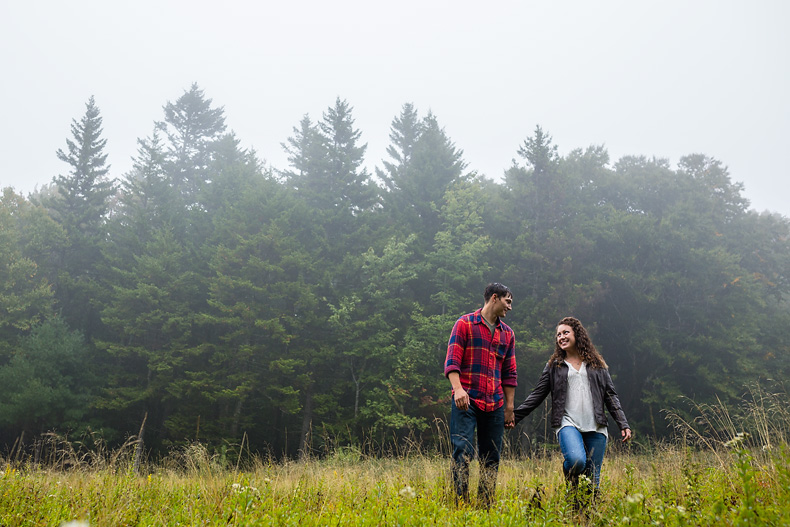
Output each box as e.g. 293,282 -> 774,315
484,282 -> 512,302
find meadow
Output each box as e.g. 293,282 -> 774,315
1,388 -> 788,526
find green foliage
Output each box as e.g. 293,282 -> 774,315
1,86 -> 789,455
0,189 -> 56,343
0,317 -> 94,434
40,96 -> 115,340
159,82 -> 227,199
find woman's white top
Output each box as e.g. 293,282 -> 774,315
558,361 -> 608,436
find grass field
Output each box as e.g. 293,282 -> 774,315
1,388 -> 789,526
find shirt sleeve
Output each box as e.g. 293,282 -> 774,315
443,317 -> 467,377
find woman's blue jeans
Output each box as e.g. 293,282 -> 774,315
557,426 -> 607,488
450,399 -> 504,505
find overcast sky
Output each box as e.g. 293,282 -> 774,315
2,1 -> 788,217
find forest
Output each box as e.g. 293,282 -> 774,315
1,83 -> 788,460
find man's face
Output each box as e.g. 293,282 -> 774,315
492,293 -> 513,318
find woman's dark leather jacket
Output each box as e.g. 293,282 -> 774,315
513,360 -> 630,431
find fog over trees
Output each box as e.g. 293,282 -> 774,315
1,85 -> 788,458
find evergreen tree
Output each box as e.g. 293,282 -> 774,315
0,318 -> 94,439
283,99 -> 378,215
389,112 -> 467,245
327,233 -> 420,440
318,98 -> 378,214
99,227 -> 205,450
111,128 -> 178,256
45,96 -> 115,338
0,190 -> 57,358
281,115 -> 326,191
377,103 -> 424,235
158,83 -> 226,201
377,103 -> 422,194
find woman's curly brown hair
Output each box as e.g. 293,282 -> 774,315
549,316 -> 608,369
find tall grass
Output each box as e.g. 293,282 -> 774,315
1,383 -> 789,526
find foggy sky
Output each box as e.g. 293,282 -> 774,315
2,0 -> 788,217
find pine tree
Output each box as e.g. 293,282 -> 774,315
0,190 -> 57,359
395,112 -> 466,245
319,98 -> 378,214
283,99 -> 378,215
377,102 -> 423,195
377,103 -> 424,232
51,96 -> 115,237
46,96 -> 115,338
281,114 -> 328,201
158,83 -> 226,200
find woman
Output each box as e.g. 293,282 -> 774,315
514,317 -> 631,497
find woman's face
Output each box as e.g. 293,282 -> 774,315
556,324 -> 577,352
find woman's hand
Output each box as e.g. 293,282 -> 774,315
621,428 -> 632,442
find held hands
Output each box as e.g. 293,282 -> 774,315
621,428 -> 632,442
504,407 -> 515,429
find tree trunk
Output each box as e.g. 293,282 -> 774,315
230,396 -> 244,438
134,412 -> 148,474
351,364 -> 360,418
298,388 -> 313,459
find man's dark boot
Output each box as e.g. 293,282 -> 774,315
478,466 -> 497,509
452,460 -> 470,506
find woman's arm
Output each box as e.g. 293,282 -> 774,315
513,362 -> 552,423
602,369 -> 630,437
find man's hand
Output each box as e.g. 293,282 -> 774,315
454,386 -> 470,411
621,428 -> 632,442
504,407 -> 515,429
448,372 -> 470,411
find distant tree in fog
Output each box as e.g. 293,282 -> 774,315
158,82 -> 227,200
42,96 -> 115,339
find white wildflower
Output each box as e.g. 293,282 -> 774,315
231,482 -> 260,495
724,432 -> 751,448
399,485 -> 416,499
60,522 -> 90,527
625,493 -> 644,504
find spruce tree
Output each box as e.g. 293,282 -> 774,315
46,96 -> 115,338
158,83 -> 226,201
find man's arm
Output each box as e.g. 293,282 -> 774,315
501,327 -> 517,428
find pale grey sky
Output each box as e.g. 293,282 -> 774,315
2,0 -> 788,216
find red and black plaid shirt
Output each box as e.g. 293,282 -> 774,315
444,309 -> 518,412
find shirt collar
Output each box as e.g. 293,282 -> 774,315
474,308 -> 499,327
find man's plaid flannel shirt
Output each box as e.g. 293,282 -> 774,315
444,308 -> 518,412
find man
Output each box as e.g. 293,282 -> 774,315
444,282 -> 517,507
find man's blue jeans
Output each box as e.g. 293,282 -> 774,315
557,426 -> 608,488
450,399 -> 504,505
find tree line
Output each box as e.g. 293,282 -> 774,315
1,83 -> 788,458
